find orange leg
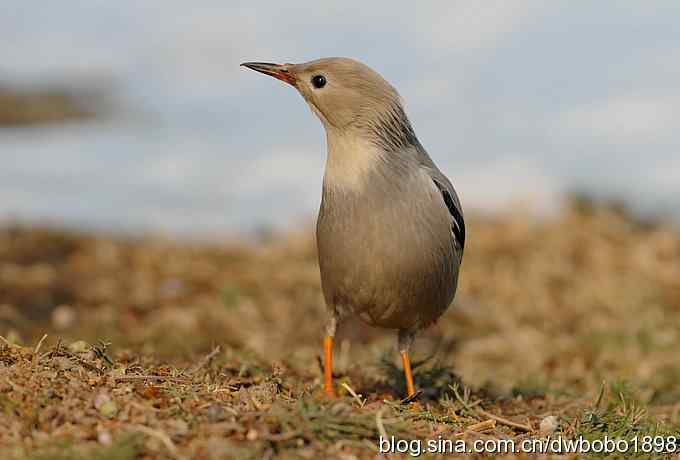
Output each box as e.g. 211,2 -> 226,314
401,350 -> 416,398
323,335 -> 336,397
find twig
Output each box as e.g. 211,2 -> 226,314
264,430 -> 302,442
449,384 -> 482,412
468,419 -> 496,431
93,340 -> 115,367
341,382 -> 365,407
32,334 -> 48,367
375,407 -> 389,441
189,346 -> 221,374
454,419 -> 496,437
594,380 -> 607,409
115,375 -> 192,383
213,386 -> 239,393
316,355 -> 324,376
476,408 -> 532,432
450,384 -> 471,410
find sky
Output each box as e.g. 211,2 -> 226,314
1,1 -> 679,235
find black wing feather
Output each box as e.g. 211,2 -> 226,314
432,179 -> 465,251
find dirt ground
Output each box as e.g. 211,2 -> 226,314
1,199 -> 679,459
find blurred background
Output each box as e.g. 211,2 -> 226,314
2,1 -> 679,236
2,4 -> 680,457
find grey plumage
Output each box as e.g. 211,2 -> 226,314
317,142 -> 463,333
242,57 -> 464,397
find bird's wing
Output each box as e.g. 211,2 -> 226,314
426,167 -> 465,252
402,143 -> 465,251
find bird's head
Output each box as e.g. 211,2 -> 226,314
241,57 -> 408,136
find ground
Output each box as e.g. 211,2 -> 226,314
1,199 -> 679,459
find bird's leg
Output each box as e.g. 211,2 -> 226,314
398,329 -> 417,398
323,312 -> 338,397
323,336 -> 335,397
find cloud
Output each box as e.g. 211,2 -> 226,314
650,158 -> 680,195
415,1 -> 550,52
556,95 -> 679,144
236,149 -> 322,193
455,157 -> 564,215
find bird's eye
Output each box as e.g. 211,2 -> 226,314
311,75 -> 326,89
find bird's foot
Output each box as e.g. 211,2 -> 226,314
400,390 -> 422,411
323,385 -> 336,399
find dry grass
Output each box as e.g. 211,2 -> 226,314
1,199 -> 680,459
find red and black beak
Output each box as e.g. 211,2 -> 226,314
241,62 -> 296,86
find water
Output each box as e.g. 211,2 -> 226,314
2,1 -> 679,236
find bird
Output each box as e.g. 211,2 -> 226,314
241,58 -> 464,399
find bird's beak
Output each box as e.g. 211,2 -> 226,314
240,62 -> 296,86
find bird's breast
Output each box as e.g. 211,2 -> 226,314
316,167 -> 460,330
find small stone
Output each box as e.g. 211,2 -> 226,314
97,429 -> 113,445
246,429 -> 258,441
540,415 -> 558,434
98,400 -> 118,419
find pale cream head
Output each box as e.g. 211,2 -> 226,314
241,57 -> 404,131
